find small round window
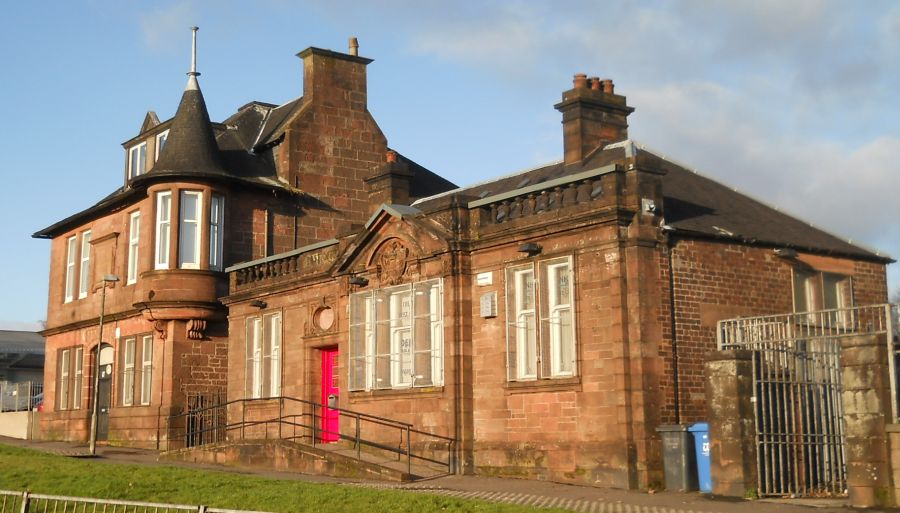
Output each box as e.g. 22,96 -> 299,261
314,306 -> 335,331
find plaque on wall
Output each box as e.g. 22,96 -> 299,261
480,292 -> 497,318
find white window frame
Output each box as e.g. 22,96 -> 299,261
127,211 -> 140,284
140,335 -> 153,405
78,230 -> 91,299
64,236 -> 77,303
178,190 -> 202,269
209,195 -> 224,271
246,317 -> 262,398
512,267 -> 537,380
154,130 -> 169,161
349,279 -> 443,392
546,260 -> 575,377
73,347 -> 83,410
129,142 -> 147,179
59,348 -> 70,410
389,289 -> 413,387
245,313 -> 282,399
155,192 -> 171,269
267,314 -> 282,397
122,337 -> 135,407
505,256 -> 577,381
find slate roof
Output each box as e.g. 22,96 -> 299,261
138,75 -> 228,180
413,140 -> 891,263
254,97 -> 304,149
0,331 -> 44,356
33,72 -> 455,239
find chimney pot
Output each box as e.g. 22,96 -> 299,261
555,74 -> 634,165
349,37 -> 359,56
573,73 -> 588,89
386,150 -> 398,163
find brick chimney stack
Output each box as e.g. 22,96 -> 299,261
554,74 -> 635,166
278,41 -> 389,246
297,46 -> 373,110
365,149 -> 414,207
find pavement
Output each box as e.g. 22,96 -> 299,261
0,437 -> 889,513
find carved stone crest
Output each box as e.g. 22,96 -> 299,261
377,239 -> 410,286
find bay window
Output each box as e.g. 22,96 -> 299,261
506,256 -> 576,381
155,192 -> 171,269
178,191 -> 202,268
209,195 -> 224,271
349,279 -> 443,391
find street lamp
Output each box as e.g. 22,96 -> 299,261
89,274 -> 119,455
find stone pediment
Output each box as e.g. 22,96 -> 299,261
333,204 -> 451,281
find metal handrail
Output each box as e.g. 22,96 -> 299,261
166,395 -> 455,476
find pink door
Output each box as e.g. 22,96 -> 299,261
320,348 -> 340,442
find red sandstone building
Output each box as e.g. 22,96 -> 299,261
35,37 -> 890,489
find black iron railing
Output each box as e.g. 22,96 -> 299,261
165,395 -> 455,477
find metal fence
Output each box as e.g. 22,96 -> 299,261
719,304 -> 899,419
0,382 -> 42,412
0,491 -> 273,513
717,304 -> 898,498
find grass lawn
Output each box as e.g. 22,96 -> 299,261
0,443 -> 564,513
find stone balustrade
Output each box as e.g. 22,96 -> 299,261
468,164 -> 619,227
228,240 -> 339,291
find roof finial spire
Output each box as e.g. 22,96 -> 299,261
186,26 -> 200,90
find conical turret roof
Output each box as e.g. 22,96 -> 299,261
150,74 -> 228,178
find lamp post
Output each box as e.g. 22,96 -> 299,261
88,274 -> 119,455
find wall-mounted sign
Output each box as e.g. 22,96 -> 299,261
476,272 -> 493,286
480,292 -> 497,318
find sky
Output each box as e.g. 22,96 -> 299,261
1,0 -> 898,330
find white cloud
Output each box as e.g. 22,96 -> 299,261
632,81 -> 900,271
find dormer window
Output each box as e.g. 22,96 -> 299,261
155,130 -> 169,161
129,142 -> 147,179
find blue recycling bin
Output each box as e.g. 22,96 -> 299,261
689,422 -> 712,493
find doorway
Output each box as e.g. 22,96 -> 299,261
96,344 -> 114,441
320,347 -> 339,442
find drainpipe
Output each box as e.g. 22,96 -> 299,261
450,195 -> 465,474
665,232 -> 681,424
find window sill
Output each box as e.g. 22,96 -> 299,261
504,376 -> 581,395
349,386 -> 444,402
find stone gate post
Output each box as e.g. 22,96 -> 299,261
841,334 -> 893,508
705,349 -> 757,497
